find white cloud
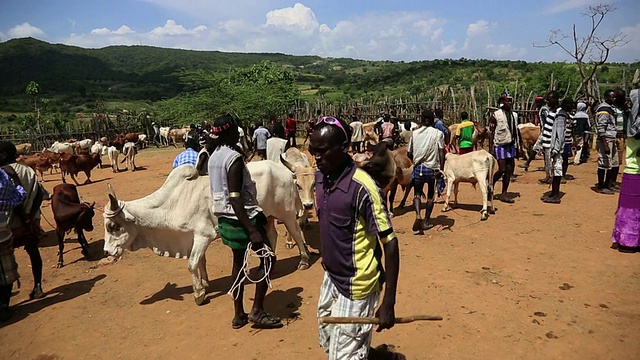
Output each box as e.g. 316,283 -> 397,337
54,4 -> 527,61
1,22 -> 47,41
264,2 -> 319,35
90,28 -> 111,35
113,25 -> 136,35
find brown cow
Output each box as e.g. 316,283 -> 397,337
359,143 -> 413,215
16,155 -> 53,182
51,184 -> 95,268
362,122 -> 379,149
122,132 -> 144,144
59,153 -> 102,185
518,123 -> 541,165
448,122 -> 490,153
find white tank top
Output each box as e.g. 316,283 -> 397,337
208,145 -> 261,220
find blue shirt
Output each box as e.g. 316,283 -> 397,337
252,127 -> 271,150
434,118 -> 449,136
173,148 -> 199,168
315,161 -> 396,300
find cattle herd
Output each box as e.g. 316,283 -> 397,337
11,117 -> 544,306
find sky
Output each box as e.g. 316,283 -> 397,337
0,0 -> 638,63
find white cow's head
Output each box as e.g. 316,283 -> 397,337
280,154 -> 316,210
103,184 -> 138,258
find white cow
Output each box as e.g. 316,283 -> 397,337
46,141 -> 74,154
279,147 -> 315,248
441,149 -> 497,221
106,146 -> 120,173
266,137 -> 288,164
121,142 -> 137,171
103,163 -> 311,305
91,141 -> 104,155
138,134 -> 148,149
159,127 -> 170,146
74,139 -> 93,151
195,153 -> 311,268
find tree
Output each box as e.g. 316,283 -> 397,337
26,80 -> 41,126
534,3 -> 628,103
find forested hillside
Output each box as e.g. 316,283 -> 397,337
0,37 -> 637,123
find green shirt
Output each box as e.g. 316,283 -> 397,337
624,137 -> 640,175
456,120 -> 474,149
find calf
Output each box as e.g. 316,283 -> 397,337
51,184 -> 95,268
358,143 -> 412,215
60,153 -> 102,185
120,141 -> 138,171
17,154 -> 53,182
442,149 -> 497,221
107,146 -> 120,173
518,123 -> 541,163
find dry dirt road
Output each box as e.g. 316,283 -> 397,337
1,146 -> 638,360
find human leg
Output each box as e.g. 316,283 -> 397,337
24,241 -> 44,299
230,248 -> 247,328
327,289 -> 379,360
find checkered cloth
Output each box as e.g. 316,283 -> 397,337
173,148 -> 199,168
494,144 -> 516,160
0,239 -> 19,286
318,272 -> 379,359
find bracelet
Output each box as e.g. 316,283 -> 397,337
229,192 -> 241,198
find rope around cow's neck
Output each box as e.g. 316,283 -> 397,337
103,200 -> 126,218
228,243 -> 275,300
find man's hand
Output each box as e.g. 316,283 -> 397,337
248,229 -> 264,251
375,301 -> 396,332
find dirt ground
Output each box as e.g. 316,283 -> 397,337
1,145 -> 638,360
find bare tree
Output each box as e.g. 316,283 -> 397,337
534,3 -> 628,103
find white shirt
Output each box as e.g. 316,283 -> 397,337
350,121 -> 364,142
237,127 -> 245,149
408,126 -> 444,170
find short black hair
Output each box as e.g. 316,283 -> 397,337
604,89 -> 615,99
421,109 -> 434,122
561,98 -> 574,112
0,141 -> 17,163
461,111 -> 469,120
288,113 -> 294,118
547,90 -> 559,100
435,108 -> 444,119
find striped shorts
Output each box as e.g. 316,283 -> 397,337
318,272 -> 379,360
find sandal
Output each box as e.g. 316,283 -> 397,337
250,312 -> 283,329
232,313 -> 249,329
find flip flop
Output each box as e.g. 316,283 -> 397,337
232,313 -> 249,329
250,312 -> 283,329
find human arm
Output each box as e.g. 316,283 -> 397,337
359,185 -> 399,331
407,136 -> 413,160
437,133 -> 445,171
227,157 -> 263,247
0,169 -> 27,211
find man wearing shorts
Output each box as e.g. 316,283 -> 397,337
595,90 -> 619,194
540,91 -> 566,204
208,114 -> 282,330
408,110 -> 445,234
309,116 -> 399,360
489,92 -> 521,203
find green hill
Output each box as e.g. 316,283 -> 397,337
0,37 -> 637,116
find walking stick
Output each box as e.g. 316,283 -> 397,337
319,315 -> 443,325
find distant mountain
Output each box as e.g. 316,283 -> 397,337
0,38 -> 636,104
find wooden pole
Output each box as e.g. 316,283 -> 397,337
319,315 -> 443,325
